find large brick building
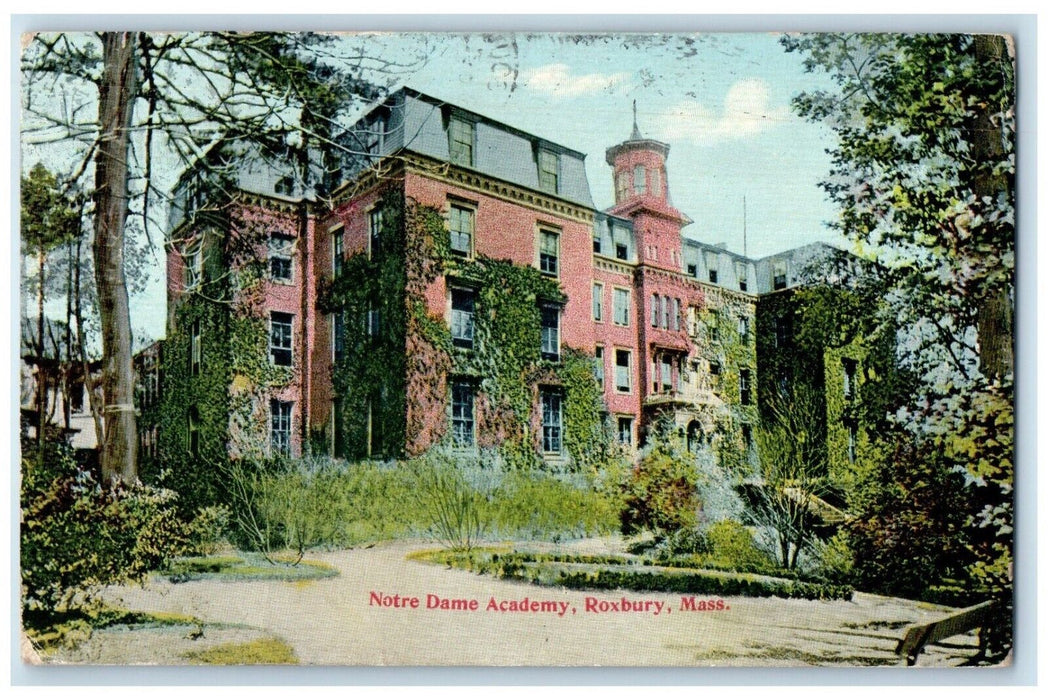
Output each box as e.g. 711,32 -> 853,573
157,87 -> 873,477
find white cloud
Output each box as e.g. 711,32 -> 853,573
656,79 -> 793,146
520,63 -> 631,97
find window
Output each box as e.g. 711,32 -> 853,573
331,226 -> 344,276
842,358 -> 858,400
449,204 -> 474,257
612,224 -> 631,261
846,420 -> 858,464
539,230 -> 559,276
270,399 -> 292,456
540,304 -> 560,361
188,408 -> 199,458
366,303 -> 381,339
190,320 -> 201,376
707,252 -> 719,284
736,262 -> 748,291
659,357 -> 673,393
537,149 -> 559,193
451,381 -> 475,448
740,369 -> 752,405
274,175 -> 294,196
269,232 -> 294,282
616,171 -> 629,200
368,207 -> 384,258
448,117 -> 474,167
661,295 -> 670,329
270,312 -> 293,367
592,282 -> 604,322
709,360 -> 721,376
541,389 -> 563,454
365,113 -> 387,155
672,298 -> 681,331
738,317 -> 749,342
593,229 -> 603,255
613,288 -> 631,326
332,312 -> 345,362
651,294 -> 659,328
633,165 -> 646,195
594,346 -> 605,390
742,424 -> 752,449
184,241 -> 202,290
774,315 -> 791,348
773,260 -> 788,290
617,416 -> 634,447
708,312 -> 720,342
687,263 -> 697,277
615,349 -> 632,393
450,288 -> 475,349
650,168 -> 661,196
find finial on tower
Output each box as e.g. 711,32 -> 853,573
631,100 -> 642,140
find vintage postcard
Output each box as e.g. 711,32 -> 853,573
17,30 -> 1016,668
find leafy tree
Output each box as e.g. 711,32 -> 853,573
748,384 -> 829,570
21,32 -> 416,482
620,443 -> 699,540
785,33 -> 1014,655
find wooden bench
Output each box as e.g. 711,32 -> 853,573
895,600 -> 995,666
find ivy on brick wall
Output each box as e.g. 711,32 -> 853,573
320,195 -> 613,471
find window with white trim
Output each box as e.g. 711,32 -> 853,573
617,416 -> 634,447
615,349 -> 632,393
594,346 -> 605,390
537,149 -> 559,194
270,399 -> 292,456
270,312 -> 293,367
539,229 -> 559,276
451,381 -> 475,448
269,232 -> 294,282
448,117 -> 474,167
592,282 -> 604,322
773,260 -> 788,290
449,204 -> 474,257
368,207 -> 383,259
331,225 -> 344,276
614,288 -> 630,326
541,389 -> 563,454
450,288 -> 475,349
540,304 -> 560,361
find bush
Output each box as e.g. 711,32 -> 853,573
407,452 -> 489,552
809,531 -> 855,585
704,519 -> 774,572
488,470 -> 621,541
620,446 -> 699,538
21,442 -> 191,620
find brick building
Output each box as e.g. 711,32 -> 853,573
159,87 -> 874,476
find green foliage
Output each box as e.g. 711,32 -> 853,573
845,428 -> 974,601
620,445 -> 700,538
415,547 -> 853,601
20,441 -> 191,622
406,452 -> 489,551
704,519 -> 776,573
162,552 -> 336,582
182,637 -> 298,665
487,470 -> 622,540
20,163 -> 81,254
809,531 -> 855,586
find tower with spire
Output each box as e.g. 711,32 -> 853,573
604,100 -> 691,272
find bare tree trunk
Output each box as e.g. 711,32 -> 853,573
972,34 -> 1014,383
93,32 -> 138,484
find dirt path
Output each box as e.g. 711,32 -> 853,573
51,540 -> 982,666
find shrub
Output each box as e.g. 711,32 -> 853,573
407,452 -> 489,551
21,442 -> 190,621
809,531 -> 855,585
620,446 -> 699,538
488,470 -> 620,540
705,519 -> 775,572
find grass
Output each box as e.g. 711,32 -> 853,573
181,637 -> 299,665
25,606 -> 205,652
161,552 -> 338,583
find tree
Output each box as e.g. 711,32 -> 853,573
22,32 -> 415,482
748,384 -> 829,570
785,33 -> 1014,655
20,164 -> 82,452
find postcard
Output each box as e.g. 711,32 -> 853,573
17,29 -> 1015,668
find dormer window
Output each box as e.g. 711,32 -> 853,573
774,260 -> 788,290
449,116 -> 474,167
538,149 -> 559,194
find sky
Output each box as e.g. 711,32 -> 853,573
21,31 -> 846,346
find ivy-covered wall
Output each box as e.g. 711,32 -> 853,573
319,193 -> 612,471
